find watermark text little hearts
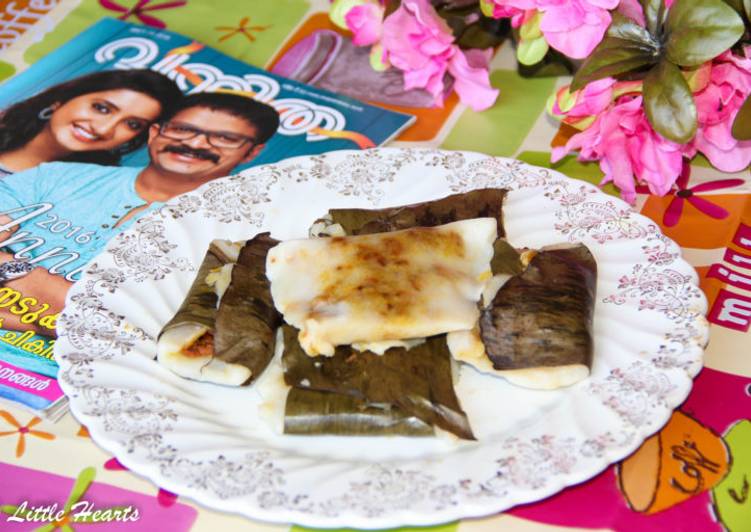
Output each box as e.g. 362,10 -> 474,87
5,500 -> 140,524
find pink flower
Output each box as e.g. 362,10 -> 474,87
481,0 -> 536,27
643,163 -> 745,227
486,0 -> 618,59
381,0 -> 455,98
381,0 -> 499,110
550,77 -> 642,130
552,77 -> 616,119
616,0 -> 645,25
450,48 -> 501,111
553,95 -> 687,203
691,48 -> 751,172
345,2 -> 385,46
99,0 -> 187,29
537,0 -> 619,59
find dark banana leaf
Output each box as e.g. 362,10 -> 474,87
284,388 -> 433,436
214,233 -> 281,383
328,188 -> 507,238
479,244 -> 596,371
282,326 -> 475,440
159,241 -> 231,337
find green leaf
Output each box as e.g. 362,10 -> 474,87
723,0 -> 751,19
723,0 -> 744,12
570,12 -> 661,91
608,12 -> 659,47
640,0 -> 666,36
517,36 -> 549,66
643,60 -> 697,142
519,10 -> 543,40
518,48 -> 576,78
732,94 -> 751,139
571,37 -> 657,91
665,0 -> 745,66
0,505 -> 22,515
63,467 -> 96,514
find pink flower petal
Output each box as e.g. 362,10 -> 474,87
704,121 -> 740,151
157,489 -> 179,507
675,160 -> 691,190
587,0 -> 619,8
539,3 -> 587,32
539,1 -> 612,58
448,49 -> 500,111
99,0 -> 128,13
551,145 -> 570,163
616,0 -> 645,25
690,178 -> 745,193
663,196 -> 685,227
693,125 -> 751,172
345,4 -> 384,46
134,12 -> 167,28
104,457 -> 127,471
686,195 -> 731,219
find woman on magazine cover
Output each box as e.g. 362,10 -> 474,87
0,69 -> 182,176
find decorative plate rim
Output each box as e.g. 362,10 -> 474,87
54,147 -> 709,529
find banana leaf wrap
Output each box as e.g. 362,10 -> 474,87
281,325 -> 475,440
326,188 -> 506,237
284,388 -> 433,436
214,233 -> 281,383
479,244 -> 596,372
159,241 -> 233,337
491,239 -> 523,277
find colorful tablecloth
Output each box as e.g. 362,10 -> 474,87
0,1 -> 749,531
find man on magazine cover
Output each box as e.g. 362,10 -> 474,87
0,92 -> 280,376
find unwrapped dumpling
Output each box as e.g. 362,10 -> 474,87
267,218 -> 497,356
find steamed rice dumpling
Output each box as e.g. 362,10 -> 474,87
476,244 -> 596,389
267,218 -> 497,357
157,187 -> 599,441
158,234 -> 281,386
281,325 -> 474,440
158,240 -> 237,383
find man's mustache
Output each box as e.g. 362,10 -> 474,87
162,144 -> 220,163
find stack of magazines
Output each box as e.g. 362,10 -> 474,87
0,18 -> 414,420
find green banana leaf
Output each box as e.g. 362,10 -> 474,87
281,326 -> 475,440
491,238 -> 523,276
284,388 -> 434,436
214,233 -> 281,383
159,241 -> 233,338
326,188 -> 507,238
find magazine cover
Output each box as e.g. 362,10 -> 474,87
0,17 -> 414,417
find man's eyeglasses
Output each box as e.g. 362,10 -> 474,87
159,122 -> 256,149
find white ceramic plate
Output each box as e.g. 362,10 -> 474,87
56,148 -> 709,529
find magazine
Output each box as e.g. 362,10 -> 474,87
0,17 -> 414,419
